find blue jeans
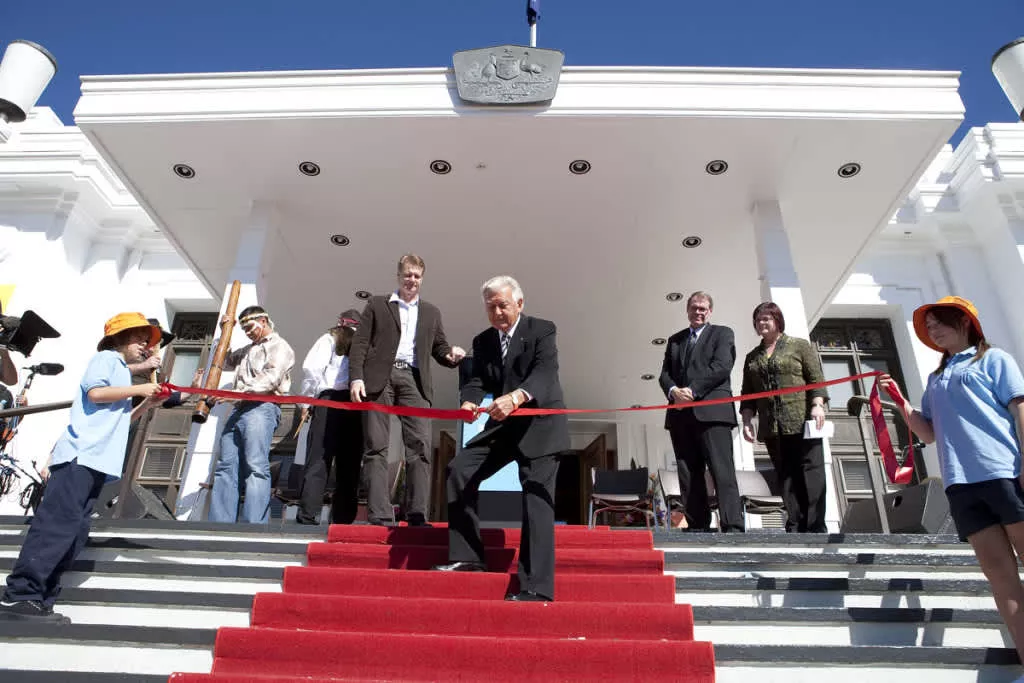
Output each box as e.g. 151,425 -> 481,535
210,402 -> 280,524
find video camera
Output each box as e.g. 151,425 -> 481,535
0,310 -> 60,357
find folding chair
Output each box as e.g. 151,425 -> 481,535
588,467 -> 655,529
735,469 -> 786,527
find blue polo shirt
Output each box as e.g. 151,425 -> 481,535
921,347 -> 1024,487
50,350 -> 133,479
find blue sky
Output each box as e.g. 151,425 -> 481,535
4,0 -> 1022,143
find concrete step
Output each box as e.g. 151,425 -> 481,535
0,622 -> 214,676
695,606 -> 1010,647
674,575 -> 998,608
651,529 -> 965,548
714,644 -> 1020,682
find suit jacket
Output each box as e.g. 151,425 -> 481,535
659,323 -> 737,428
348,295 -> 458,405
462,315 -> 570,459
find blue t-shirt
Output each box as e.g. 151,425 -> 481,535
50,350 -> 132,479
921,347 -> 1024,486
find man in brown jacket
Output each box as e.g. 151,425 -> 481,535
349,254 -> 465,526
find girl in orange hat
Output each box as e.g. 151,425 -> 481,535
881,297 -> 1024,672
0,313 -> 163,624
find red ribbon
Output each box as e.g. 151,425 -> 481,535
162,369 -> 915,485
869,380 -> 915,485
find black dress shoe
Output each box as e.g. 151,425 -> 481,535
432,561 -> 487,572
406,515 -> 433,528
504,591 -> 552,602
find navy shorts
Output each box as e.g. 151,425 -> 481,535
945,478 -> 1024,542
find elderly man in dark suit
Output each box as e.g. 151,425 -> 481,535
348,254 -> 465,526
433,275 -> 569,603
659,291 -> 744,533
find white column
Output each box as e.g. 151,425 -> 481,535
751,200 -> 841,532
752,201 -> 811,338
174,202 -> 280,520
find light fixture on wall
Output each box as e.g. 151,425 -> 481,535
652,338 -> 667,346
330,234 -> 350,246
837,162 -> 861,179
641,373 -> 655,381
429,160 -> 452,175
666,292 -> 683,302
682,236 -> 702,248
569,160 -> 591,175
0,40 -> 57,123
299,161 -> 321,177
705,160 -> 728,175
993,38 -> 1024,120
173,164 -> 196,179
355,290 -> 372,300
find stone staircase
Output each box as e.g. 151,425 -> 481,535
0,517 -> 1018,682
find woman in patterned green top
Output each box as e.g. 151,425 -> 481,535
740,302 -> 829,533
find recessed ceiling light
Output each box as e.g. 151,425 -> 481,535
641,374 -> 655,381
172,164 -> 195,179
705,160 -> 728,175
569,160 -> 591,175
682,236 -> 702,248
299,161 -> 321,177
666,292 -> 683,302
837,162 -> 861,179
652,338 -> 667,345
355,290 -> 372,300
429,160 -> 452,175
330,234 -> 350,246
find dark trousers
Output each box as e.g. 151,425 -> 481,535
765,433 -> 826,533
362,367 -> 432,524
669,415 -> 744,532
447,442 -> 559,600
298,389 -> 363,525
4,461 -> 106,607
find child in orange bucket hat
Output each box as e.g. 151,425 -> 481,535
0,313 -> 163,624
881,297 -> 1024,674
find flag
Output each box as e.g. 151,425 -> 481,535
527,0 -> 539,26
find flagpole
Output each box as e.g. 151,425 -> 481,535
527,0 -> 539,47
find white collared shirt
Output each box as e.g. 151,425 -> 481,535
389,291 -> 419,366
301,333 -> 350,397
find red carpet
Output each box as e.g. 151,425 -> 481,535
169,525 -> 715,683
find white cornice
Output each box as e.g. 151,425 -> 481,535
0,110 -> 175,254
74,66 -> 964,124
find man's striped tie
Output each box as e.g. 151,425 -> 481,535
501,332 -> 511,359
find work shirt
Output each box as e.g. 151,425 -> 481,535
50,350 -> 132,479
225,332 -> 295,395
301,333 -> 350,396
921,347 -> 1024,486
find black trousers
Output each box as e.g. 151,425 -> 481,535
669,414 -> 744,532
447,442 -> 559,600
4,460 -> 106,607
765,433 -> 826,533
297,389 -> 363,525
362,367 -> 432,524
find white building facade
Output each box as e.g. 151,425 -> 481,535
0,65 -> 1018,530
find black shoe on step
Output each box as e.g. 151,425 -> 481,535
432,561 -> 487,572
0,600 -> 71,624
504,591 -> 552,602
406,514 -> 433,528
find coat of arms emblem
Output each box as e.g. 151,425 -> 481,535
453,45 -> 564,105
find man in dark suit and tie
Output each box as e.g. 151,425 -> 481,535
349,254 -> 465,526
659,291 -> 744,532
433,275 -> 569,602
